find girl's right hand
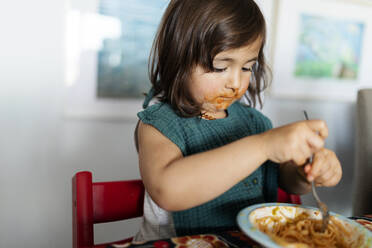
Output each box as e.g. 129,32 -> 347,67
261,120 -> 328,165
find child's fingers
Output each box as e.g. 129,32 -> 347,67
316,167 -> 339,187
305,120 -> 329,139
306,135 -> 324,152
292,145 -> 312,166
324,161 -> 342,186
304,163 -> 311,173
308,150 -> 327,179
325,168 -> 342,187
310,149 -> 342,187
263,120 -> 327,164
316,167 -> 334,183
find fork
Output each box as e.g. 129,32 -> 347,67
303,110 -> 330,232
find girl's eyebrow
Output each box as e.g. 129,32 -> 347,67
214,57 -> 258,64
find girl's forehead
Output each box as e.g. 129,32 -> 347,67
214,38 -> 262,60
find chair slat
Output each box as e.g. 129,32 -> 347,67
93,180 -> 144,223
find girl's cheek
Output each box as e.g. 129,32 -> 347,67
236,88 -> 246,99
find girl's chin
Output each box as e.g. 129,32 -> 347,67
204,100 -> 235,111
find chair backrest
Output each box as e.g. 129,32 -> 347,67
353,88 -> 372,216
72,171 -> 300,247
277,187 -> 301,205
72,171 -> 145,248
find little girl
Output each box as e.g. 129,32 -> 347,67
134,0 -> 342,241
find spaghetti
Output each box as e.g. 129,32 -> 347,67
255,210 -> 364,248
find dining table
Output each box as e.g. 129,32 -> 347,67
107,214 -> 372,248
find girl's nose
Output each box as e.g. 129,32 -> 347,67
225,73 -> 241,91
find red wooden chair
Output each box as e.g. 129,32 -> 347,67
72,171 -> 145,248
72,171 -> 300,248
277,187 -> 301,205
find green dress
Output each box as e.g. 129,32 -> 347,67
137,101 -> 278,236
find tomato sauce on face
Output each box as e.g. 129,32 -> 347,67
204,89 -> 245,110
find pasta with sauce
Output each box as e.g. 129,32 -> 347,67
255,211 -> 364,248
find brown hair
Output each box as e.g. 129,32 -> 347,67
148,0 -> 271,117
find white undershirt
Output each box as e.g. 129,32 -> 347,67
133,191 -> 176,242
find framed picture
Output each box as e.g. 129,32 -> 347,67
269,0 -> 372,101
64,0 -> 169,120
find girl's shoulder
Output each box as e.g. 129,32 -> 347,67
233,101 -> 273,129
137,102 -> 187,153
137,102 -> 179,122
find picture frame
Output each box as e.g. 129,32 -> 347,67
64,0 -> 168,120
269,0 -> 372,101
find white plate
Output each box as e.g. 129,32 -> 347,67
237,203 -> 372,248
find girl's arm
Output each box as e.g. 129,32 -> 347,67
137,120 -> 268,211
137,120 -> 327,211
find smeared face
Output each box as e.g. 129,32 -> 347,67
189,37 -> 262,118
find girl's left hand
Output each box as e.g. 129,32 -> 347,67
303,148 -> 342,187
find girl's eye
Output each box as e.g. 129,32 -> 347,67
213,67 -> 227,72
242,67 -> 252,72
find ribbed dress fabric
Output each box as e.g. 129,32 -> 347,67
137,101 -> 278,236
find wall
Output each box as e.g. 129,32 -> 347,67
0,0 -> 66,247
0,0 -> 367,247
0,0 -> 141,247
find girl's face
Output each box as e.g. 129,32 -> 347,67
189,38 -> 262,119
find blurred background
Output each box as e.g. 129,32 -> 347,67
1,0 -> 371,247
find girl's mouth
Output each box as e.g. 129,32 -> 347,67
216,97 -> 234,104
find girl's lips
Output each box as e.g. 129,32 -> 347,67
218,95 -> 236,100
216,97 -> 234,104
